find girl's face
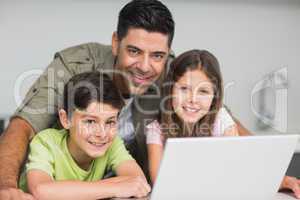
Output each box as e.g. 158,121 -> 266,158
172,68 -> 215,124
68,101 -> 119,163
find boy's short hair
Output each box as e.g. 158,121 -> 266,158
63,72 -> 124,114
117,0 -> 175,47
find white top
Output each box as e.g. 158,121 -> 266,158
146,107 -> 236,145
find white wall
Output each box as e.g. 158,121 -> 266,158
1,0 -> 299,134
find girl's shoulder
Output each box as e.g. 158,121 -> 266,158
146,119 -> 162,130
212,107 -> 236,136
145,120 -> 164,146
216,107 -> 233,121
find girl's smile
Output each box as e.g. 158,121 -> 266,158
172,68 -> 215,124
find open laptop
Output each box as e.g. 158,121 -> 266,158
150,135 -> 299,200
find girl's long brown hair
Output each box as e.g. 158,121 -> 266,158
160,49 -> 223,138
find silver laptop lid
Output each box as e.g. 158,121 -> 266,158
151,135 -> 299,200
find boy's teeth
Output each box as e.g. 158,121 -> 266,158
90,141 -> 104,146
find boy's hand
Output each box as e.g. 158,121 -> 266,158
109,176 -> 151,198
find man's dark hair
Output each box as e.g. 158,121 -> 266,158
117,0 -> 175,47
63,72 -> 124,115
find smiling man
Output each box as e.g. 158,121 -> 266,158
112,28 -> 169,95
0,0 -> 299,200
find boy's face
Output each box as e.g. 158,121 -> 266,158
67,102 -> 119,161
112,28 -> 170,95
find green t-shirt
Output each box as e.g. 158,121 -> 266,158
19,128 -> 133,192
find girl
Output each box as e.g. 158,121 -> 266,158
146,49 -> 238,183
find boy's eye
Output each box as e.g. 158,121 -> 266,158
106,120 -> 116,126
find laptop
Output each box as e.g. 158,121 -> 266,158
150,135 -> 299,200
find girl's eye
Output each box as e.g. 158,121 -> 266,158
198,89 -> 209,94
84,119 -> 96,124
180,86 -> 188,91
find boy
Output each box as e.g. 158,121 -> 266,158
19,72 -> 150,199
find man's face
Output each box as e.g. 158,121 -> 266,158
112,28 -> 170,95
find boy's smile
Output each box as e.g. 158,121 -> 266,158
62,102 -> 120,169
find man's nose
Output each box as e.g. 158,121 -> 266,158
137,55 -> 151,74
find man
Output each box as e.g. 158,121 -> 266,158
0,0 -> 299,200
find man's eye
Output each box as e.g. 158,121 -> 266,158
128,49 -> 139,56
152,54 -> 164,61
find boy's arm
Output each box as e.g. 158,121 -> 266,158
0,118 -> 36,200
106,137 -> 151,197
27,170 -> 118,200
115,160 -> 146,178
113,160 -> 151,197
28,166 -> 150,200
27,161 -> 150,200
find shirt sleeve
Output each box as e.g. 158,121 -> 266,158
11,43 -> 96,133
212,107 -> 236,137
107,136 -> 134,172
145,120 -> 164,146
25,131 -> 55,177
